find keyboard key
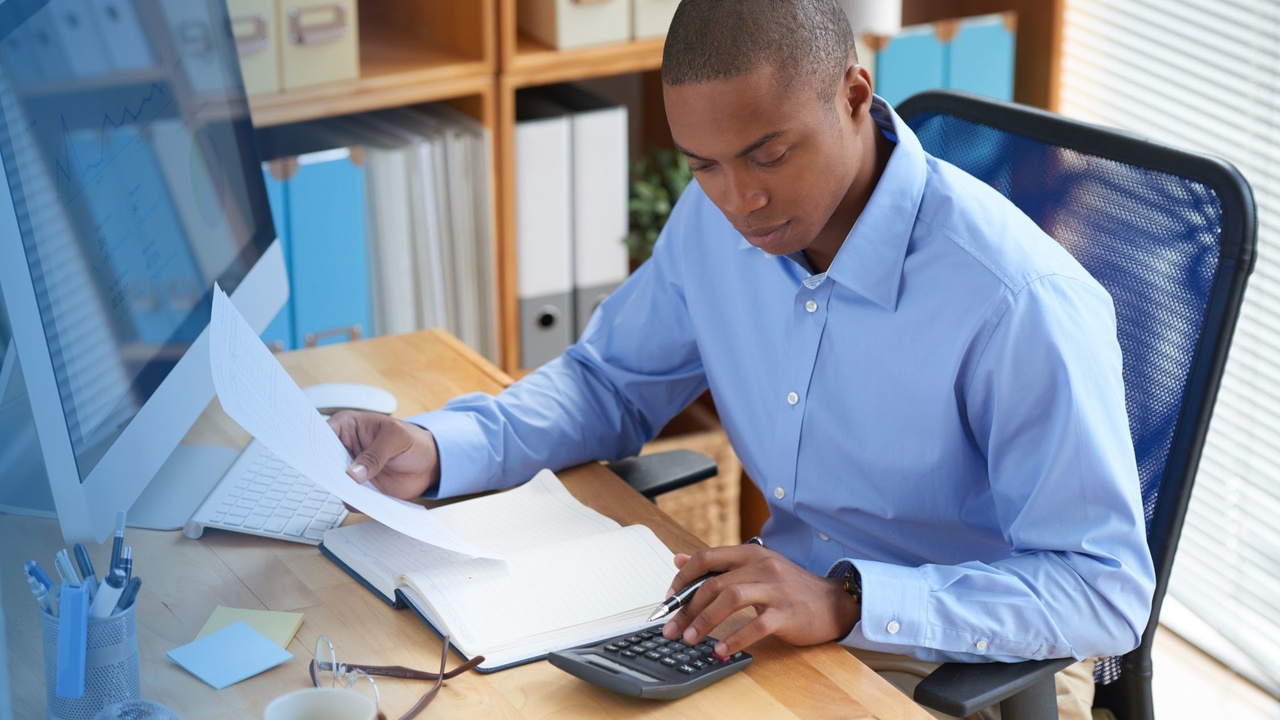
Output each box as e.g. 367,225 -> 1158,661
243,514 -> 269,530
284,516 -> 311,537
265,517 -> 289,533
220,515 -> 244,527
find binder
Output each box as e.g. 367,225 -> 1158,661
947,15 -> 1015,102
515,91 -> 574,368
256,121 -> 373,349
542,84 -> 630,339
259,161 -> 294,352
869,24 -> 945,107
320,115 -> 417,338
90,0 -> 156,71
285,144 -> 370,348
50,3 -> 111,79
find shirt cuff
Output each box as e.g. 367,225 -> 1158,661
831,558 -> 931,652
407,408 -> 497,499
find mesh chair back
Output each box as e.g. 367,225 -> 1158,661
897,91 -> 1255,709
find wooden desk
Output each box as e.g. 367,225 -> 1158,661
1,330 -> 927,719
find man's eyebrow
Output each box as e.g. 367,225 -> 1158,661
674,131 -> 787,163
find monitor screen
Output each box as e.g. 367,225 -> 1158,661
0,0 -> 274,482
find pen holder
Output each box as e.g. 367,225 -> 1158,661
41,604 -> 140,720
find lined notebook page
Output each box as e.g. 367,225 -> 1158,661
404,523 -> 674,656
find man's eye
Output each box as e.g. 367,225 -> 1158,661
755,153 -> 786,168
690,163 -> 715,173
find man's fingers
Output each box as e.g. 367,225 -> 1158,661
714,608 -> 781,657
346,421 -> 407,483
665,544 -> 769,597
678,581 -> 770,649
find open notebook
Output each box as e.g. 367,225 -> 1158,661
319,470 -> 676,671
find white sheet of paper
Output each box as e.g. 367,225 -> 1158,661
209,285 -> 495,558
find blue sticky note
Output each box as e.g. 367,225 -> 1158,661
167,621 -> 293,690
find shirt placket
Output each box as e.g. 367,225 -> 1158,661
773,273 -> 833,514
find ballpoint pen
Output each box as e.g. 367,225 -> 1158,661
26,567 -> 54,615
74,543 -> 99,600
119,546 -> 132,583
112,576 -> 142,615
647,536 -> 765,623
110,511 -> 127,572
25,560 -> 53,590
54,549 -> 82,587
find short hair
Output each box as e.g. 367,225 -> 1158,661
662,0 -> 857,97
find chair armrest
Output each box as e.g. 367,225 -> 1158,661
604,450 -> 718,500
914,657 -> 1074,719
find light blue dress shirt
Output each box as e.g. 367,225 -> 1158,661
414,98 -> 1156,664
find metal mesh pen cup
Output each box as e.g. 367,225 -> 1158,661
40,603 -> 140,720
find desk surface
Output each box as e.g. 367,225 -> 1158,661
2,330 -> 927,719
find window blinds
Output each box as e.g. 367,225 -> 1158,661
1059,0 -> 1280,695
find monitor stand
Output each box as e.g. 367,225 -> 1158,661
0,343 -> 241,529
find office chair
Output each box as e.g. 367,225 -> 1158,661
895,90 -> 1257,720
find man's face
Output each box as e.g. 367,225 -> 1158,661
664,65 -> 863,257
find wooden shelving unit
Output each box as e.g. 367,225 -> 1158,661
247,0 -> 497,129
242,0 -> 1061,375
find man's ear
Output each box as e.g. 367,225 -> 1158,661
842,60 -> 875,120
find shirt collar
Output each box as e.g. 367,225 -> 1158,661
736,96 -> 928,312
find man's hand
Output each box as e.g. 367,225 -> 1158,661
327,411 -> 441,500
660,544 -> 861,657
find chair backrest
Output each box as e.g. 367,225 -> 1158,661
897,90 -> 1256,719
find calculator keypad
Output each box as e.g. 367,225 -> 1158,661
600,628 -> 747,676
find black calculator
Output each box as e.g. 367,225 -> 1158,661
548,626 -> 752,700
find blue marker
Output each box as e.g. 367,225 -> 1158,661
56,584 -> 89,698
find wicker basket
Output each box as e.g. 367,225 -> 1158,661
642,402 -> 741,548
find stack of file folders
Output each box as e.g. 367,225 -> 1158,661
256,106 -> 497,362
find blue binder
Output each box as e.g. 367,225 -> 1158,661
873,26 -> 946,107
285,148 -> 371,349
948,15 -> 1016,101
259,163 -> 294,351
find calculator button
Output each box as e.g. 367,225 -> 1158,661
604,643 -> 623,652
730,652 -> 747,662
644,651 -> 663,661
673,653 -> 691,663
639,641 -> 658,650
677,664 -> 697,675
704,656 -> 721,666
637,631 -> 655,639
660,657 -> 679,667
691,659 -> 708,670
668,642 -> 687,651
626,636 -> 644,644
615,640 -> 631,648
620,650 -> 638,658
656,646 -> 674,656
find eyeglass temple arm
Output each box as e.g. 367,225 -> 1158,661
344,655 -> 485,681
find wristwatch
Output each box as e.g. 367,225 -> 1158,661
826,560 -> 862,605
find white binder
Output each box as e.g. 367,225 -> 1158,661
543,85 -> 630,339
515,91 -> 575,368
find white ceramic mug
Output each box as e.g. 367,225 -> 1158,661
263,687 -> 377,720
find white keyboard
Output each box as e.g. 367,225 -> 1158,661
184,440 -> 348,544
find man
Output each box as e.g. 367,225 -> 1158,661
329,1 -> 1156,717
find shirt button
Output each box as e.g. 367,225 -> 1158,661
773,487 -> 785,500
886,621 -> 901,635
786,392 -> 799,405
976,640 -> 988,651
818,532 -> 829,541
805,300 -> 818,313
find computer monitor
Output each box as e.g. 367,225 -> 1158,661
0,0 -> 287,543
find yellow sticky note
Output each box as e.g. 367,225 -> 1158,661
196,606 -> 304,649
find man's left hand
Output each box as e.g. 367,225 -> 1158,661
660,544 -> 861,656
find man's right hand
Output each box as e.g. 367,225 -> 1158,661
327,411 -> 441,500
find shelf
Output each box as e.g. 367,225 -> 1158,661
504,34 -> 665,88
249,25 -> 492,128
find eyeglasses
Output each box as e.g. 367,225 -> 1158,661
309,635 -> 483,720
